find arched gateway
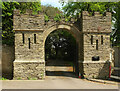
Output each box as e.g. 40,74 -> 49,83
13,9 -> 112,79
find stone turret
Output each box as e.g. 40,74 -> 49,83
82,11 -> 111,33
80,11 -> 112,78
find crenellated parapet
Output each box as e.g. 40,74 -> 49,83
13,9 -> 45,30
82,11 -> 111,33
13,9 -> 79,31
14,9 -> 43,15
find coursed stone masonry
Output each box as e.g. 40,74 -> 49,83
13,9 -> 112,79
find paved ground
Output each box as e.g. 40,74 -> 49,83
2,60 -> 119,89
2,76 -> 119,89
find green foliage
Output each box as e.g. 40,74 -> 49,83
45,29 -> 76,61
27,77 -> 31,80
2,2 -> 20,45
32,78 -> 37,80
2,2 -> 41,45
40,72 -> 44,79
17,77 -> 21,80
60,2 -> 117,17
59,1 -> 120,46
18,2 -> 41,14
110,2 -> 120,46
54,13 -> 62,22
41,5 -> 63,22
41,4 -> 62,18
44,14 -> 49,22
64,15 -> 71,22
0,77 -> 8,80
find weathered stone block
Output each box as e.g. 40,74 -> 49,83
80,61 -> 111,79
13,61 -> 45,80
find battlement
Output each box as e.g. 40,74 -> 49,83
82,11 -> 111,17
82,11 -> 111,33
14,9 -> 44,16
14,9 -> 20,15
13,9 -> 45,30
13,9 -> 79,31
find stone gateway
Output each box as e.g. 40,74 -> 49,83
13,9 -> 112,80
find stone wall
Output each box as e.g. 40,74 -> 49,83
82,61 -> 110,79
111,47 -> 120,77
15,31 -> 44,61
82,11 -> 111,62
14,10 -> 45,30
82,11 -> 111,33
14,30 -> 45,79
2,45 -> 15,79
14,61 -> 45,80
81,11 -> 112,79
13,10 -> 112,79
13,9 -> 81,32
83,33 -> 111,61
113,47 -> 120,67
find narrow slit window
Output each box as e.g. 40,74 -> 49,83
22,33 -> 25,44
28,38 -> 30,49
101,35 -> 103,44
34,34 -> 36,43
96,40 -> 98,50
91,35 -> 93,44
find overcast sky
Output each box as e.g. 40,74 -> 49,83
41,0 -> 63,9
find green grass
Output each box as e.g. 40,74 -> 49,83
0,77 -> 8,80
17,77 -> 21,80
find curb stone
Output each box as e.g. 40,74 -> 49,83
86,78 -> 119,85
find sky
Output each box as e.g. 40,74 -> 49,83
41,0 -> 63,9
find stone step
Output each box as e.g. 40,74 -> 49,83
111,70 -> 120,76
111,67 -> 120,77
110,75 -> 120,80
112,67 -> 120,70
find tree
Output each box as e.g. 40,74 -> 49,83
111,2 -> 120,46
45,29 -> 76,61
41,4 -> 63,22
2,1 -> 41,45
59,1 -> 120,46
41,4 -> 62,18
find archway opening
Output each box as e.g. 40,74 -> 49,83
45,29 -> 79,78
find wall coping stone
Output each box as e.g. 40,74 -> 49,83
14,60 -> 45,63
83,32 -> 111,34
79,61 -> 112,63
14,29 -> 44,31
82,11 -> 111,17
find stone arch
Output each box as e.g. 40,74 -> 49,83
43,24 -> 81,62
43,24 -> 82,76
43,24 -> 81,45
